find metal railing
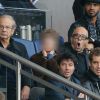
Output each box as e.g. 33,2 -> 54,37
0,47 -> 100,100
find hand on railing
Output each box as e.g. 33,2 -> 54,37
65,93 -> 86,100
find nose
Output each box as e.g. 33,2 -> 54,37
98,63 -> 100,68
2,27 -> 7,31
77,37 -> 82,41
65,65 -> 70,70
97,62 -> 100,69
90,4 -> 95,9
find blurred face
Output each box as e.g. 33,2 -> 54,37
0,17 -> 15,40
59,59 -> 75,79
71,27 -> 88,53
84,3 -> 100,18
42,37 -> 57,52
90,55 -> 100,77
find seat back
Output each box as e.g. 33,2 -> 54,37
13,38 -> 36,58
33,40 -> 42,54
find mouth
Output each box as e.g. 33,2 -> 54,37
76,43 -> 81,49
89,10 -> 95,14
97,70 -> 100,72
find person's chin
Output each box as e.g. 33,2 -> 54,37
0,36 -> 8,39
96,71 -> 100,76
75,48 -> 82,52
64,74 -> 71,78
87,13 -> 97,18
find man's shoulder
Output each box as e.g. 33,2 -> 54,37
71,18 -> 87,27
71,76 -> 80,84
12,38 -> 28,58
82,80 -> 93,91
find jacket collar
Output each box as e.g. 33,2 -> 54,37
87,69 -> 100,82
0,38 -> 14,48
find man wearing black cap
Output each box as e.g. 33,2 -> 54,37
68,0 -> 100,45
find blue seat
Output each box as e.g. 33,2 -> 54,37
13,38 -> 36,58
33,40 -> 42,54
59,36 -> 64,45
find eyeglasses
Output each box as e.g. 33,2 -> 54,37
72,33 -> 88,40
85,48 -> 93,54
0,25 -> 14,30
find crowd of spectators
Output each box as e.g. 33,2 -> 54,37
0,0 -> 100,100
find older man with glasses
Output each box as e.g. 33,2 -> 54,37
0,14 -> 32,100
61,25 -> 89,82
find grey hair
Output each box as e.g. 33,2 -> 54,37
0,14 -> 16,29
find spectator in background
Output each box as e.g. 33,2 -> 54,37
85,39 -> 94,54
61,25 -> 89,81
83,47 -> 100,100
0,14 -> 32,100
45,53 -> 84,100
68,0 -> 100,43
31,29 -> 59,79
72,0 -> 84,20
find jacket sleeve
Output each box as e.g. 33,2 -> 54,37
45,80 -> 65,100
82,81 -> 93,100
21,65 -> 33,88
18,43 -> 33,88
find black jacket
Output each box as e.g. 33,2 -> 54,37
0,38 -> 32,99
60,42 -> 89,81
68,15 -> 100,42
83,70 -> 100,100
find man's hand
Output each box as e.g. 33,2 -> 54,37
78,93 -> 85,98
21,86 -> 30,100
42,50 -> 48,57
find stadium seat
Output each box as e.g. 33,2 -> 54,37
13,38 -> 36,58
33,40 -> 42,54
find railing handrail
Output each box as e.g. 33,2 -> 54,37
0,58 -> 77,99
0,47 -> 100,100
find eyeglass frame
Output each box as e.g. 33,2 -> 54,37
72,33 -> 88,40
0,25 -> 16,30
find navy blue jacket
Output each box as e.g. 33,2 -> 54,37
45,76 -> 80,100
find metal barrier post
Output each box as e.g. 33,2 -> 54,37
16,61 -> 21,100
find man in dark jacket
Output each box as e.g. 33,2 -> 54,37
68,0 -> 100,44
61,25 -> 89,81
0,14 -> 31,100
45,53 -> 84,100
31,29 -> 59,79
83,47 -> 100,100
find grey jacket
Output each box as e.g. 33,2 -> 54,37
83,70 -> 100,100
